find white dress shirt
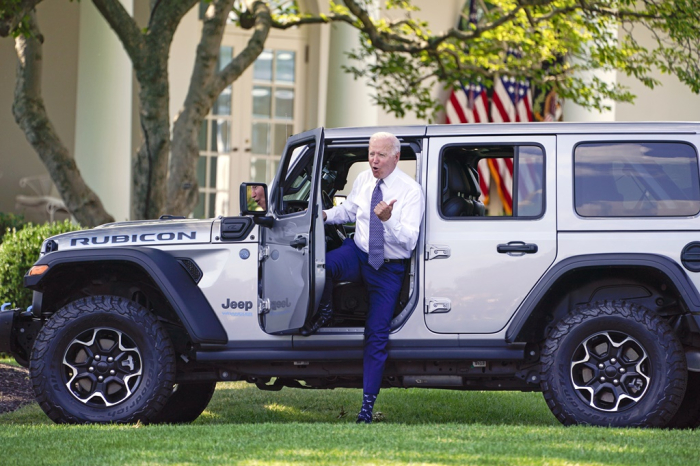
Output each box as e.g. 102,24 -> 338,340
324,167 -> 424,259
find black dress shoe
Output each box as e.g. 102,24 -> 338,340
300,302 -> 333,336
299,312 -> 332,336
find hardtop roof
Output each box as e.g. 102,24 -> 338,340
323,122 -> 700,140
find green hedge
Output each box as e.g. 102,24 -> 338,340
0,212 -> 27,244
0,220 -> 82,309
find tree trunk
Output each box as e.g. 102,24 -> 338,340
131,63 -> 171,220
12,12 -> 114,227
167,0 -> 272,216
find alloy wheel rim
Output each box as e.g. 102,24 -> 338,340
570,330 -> 650,412
62,327 -> 143,407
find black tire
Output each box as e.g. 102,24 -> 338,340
540,301 -> 687,427
665,371 -> 700,429
151,382 -> 217,424
30,296 -> 176,424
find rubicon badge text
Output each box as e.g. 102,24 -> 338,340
70,231 -> 197,246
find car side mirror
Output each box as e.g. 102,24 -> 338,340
240,182 -> 268,216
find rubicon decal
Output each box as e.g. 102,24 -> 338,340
70,231 -> 196,246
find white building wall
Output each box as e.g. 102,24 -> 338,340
615,25 -> 700,121
0,0 -> 80,217
73,0 -> 134,222
169,8 -> 201,126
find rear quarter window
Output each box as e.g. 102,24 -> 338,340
574,142 -> 700,217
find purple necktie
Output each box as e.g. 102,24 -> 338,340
368,179 -> 384,270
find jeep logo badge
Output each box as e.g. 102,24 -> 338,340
222,299 -> 253,311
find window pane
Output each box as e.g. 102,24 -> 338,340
253,50 -> 273,82
219,46 -> 233,71
274,88 -> 294,120
252,86 -> 271,118
213,86 -> 232,115
274,123 -> 291,155
575,142 -> 700,217
516,146 -> 544,217
193,192 -> 205,219
211,119 -> 231,153
250,157 -> 267,183
209,156 -> 217,189
271,159 -> 279,181
485,158 -> 513,216
215,155 -> 230,191
275,50 -> 295,83
251,122 -> 270,154
197,156 -> 207,187
439,146 -> 525,218
214,192 -> 229,217
207,193 -> 216,218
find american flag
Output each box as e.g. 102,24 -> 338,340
444,82 -> 492,203
443,4 -> 536,213
488,59 -> 534,214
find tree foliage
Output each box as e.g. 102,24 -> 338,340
2,0 -> 700,223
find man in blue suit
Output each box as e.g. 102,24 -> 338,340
301,132 -> 424,423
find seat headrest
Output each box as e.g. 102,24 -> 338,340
444,160 -> 469,193
464,166 -> 482,198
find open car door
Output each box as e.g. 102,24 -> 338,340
261,128 -> 326,334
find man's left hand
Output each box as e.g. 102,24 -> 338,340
375,199 -> 396,221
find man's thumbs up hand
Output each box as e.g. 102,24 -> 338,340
375,199 -> 397,221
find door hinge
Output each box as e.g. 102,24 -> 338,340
426,298 -> 451,314
426,244 -> 451,260
315,259 -> 325,273
259,298 -> 270,315
259,245 -> 270,261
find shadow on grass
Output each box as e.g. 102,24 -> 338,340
1,381 -> 558,426
196,381 -> 559,426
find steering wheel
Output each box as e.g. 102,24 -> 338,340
321,190 -> 333,210
321,190 -> 346,250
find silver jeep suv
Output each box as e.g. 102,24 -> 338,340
2,122 -> 700,428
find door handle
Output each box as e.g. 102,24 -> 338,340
497,241 -> 538,254
290,235 -> 307,249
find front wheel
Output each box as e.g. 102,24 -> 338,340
540,301 -> 687,427
30,296 -> 176,424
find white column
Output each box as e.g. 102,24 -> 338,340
325,22 -> 378,128
74,1 -> 133,221
562,64 -> 617,122
562,35 -> 617,122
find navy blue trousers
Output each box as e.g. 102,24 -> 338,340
322,238 -> 405,395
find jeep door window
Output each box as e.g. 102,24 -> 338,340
574,142 -> 700,217
276,142 -> 315,213
439,144 -> 544,218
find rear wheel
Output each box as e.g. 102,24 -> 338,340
30,296 -> 176,424
540,301 -> 686,427
151,382 -> 217,424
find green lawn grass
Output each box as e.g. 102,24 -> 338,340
2,381 -> 699,465
0,355 -> 20,366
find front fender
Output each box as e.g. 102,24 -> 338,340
25,247 -> 228,345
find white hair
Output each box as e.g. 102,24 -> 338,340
369,132 -> 400,156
